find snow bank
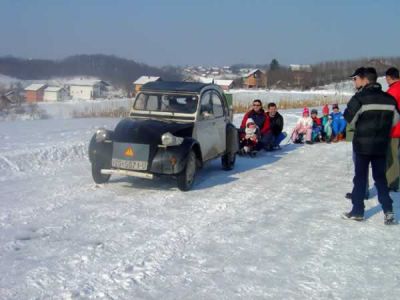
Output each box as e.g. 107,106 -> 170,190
37,98 -> 134,119
0,118 -> 118,180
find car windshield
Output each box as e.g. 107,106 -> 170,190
134,93 -> 199,114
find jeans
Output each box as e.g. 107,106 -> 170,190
261,132 -> 287,148
332,119 -> 346,136
351,153 -> 393,216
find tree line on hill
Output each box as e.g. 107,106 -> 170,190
233,56 -> 400,90
1,54 -> 399,93
0,54 -> 182,94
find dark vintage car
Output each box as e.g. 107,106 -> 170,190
88,81 -> 238,191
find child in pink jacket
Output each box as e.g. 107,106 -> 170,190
291,107 -> 313,144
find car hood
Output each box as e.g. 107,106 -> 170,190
113,118 -> 194,144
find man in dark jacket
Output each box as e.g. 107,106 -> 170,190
343,67 -> 399,225
264,102 -> 284,150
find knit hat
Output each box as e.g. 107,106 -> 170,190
246,118 -> 255,126
303,107 -> 309,115
311,109 -> 318,115
322,104 -> 329,115
332,103 -> 339,110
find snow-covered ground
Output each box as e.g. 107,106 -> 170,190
1,110 -> 400,299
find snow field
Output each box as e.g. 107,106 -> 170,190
0,110 -> 399,299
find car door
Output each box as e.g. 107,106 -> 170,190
193,90 -> 221,161
193,90 -> 226,161
210,91 -> 227,154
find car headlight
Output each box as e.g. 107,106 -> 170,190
161,132 -> 184,146
95,128 -> 108,142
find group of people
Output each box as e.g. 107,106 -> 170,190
238,66 -> 400,225
239,100 -> 285,154
291,103 -> 347,144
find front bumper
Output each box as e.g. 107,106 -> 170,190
101,168 -> 154,179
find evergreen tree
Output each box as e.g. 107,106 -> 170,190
270,59 -> 280,71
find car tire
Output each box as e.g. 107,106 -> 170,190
177,150 -> 197,191
91,162 -> 111,184
221,151 -> 236,170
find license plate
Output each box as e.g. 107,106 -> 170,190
112,158 -> 148,171
112,142 -> 149,171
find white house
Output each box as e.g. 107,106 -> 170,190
68,79 -> 109,100
289,64 -> 312,72
198,77 -> 234,90
43,86 -> 69,102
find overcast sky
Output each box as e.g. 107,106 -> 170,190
1,0 -> 399,66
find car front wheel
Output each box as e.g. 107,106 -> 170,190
177,150 -> 197,191
91,162 -> 111,184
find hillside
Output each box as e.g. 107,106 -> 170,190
0,55 -> 182,92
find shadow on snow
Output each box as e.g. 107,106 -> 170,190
107,144 -> 301,192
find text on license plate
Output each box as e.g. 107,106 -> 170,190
112,159 -> 148,170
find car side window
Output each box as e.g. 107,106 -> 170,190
211,92 -> 224,118
199,91 -> 214,119
134,93 -> 146,110
146,95 -> 160,111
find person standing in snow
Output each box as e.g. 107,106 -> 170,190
330,104 -> 347,142
342,67 -> 399,225
385,67 -> 400,191
291,107 -> 313,144
263,102 -> 285,150
240,99 -> 270,150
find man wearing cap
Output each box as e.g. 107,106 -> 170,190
343,67 -> 399,225
385,67 -> 400,191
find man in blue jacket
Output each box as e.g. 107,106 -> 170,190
342,67 -> 399,225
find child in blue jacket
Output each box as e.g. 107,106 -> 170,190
330,103 -> 346,142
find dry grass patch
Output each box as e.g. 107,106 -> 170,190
233,95 -> 350,113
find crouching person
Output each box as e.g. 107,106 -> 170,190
331,103 -> 347,142
311,109 -> 323,142
239,118 -> 260,155
291,107 -> 313,144
263,102 -> 285,151
240,99 -> 271,151
320,105 -> 333,142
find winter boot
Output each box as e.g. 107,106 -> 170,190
249,150 -> 258,157
345,192 -> 369,200
341,212 -> 364,222
384,212 -> 397,225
